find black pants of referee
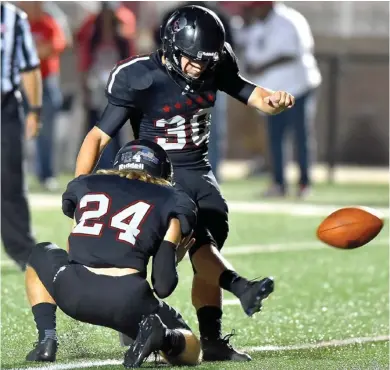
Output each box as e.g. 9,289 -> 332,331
1,91 -> 35,269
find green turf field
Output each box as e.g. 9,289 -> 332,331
1,179 -> 389,369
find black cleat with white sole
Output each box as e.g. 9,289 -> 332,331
123,314 -> 166,368
26,338 -> 58,362
202,331 -> 252,362
239,277 -> 274,317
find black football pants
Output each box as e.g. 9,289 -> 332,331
1,91 -> 35,266
28,242 -> 191,340
173,168 -> 229,257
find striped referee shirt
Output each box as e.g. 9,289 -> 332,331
1,2 -> 40,94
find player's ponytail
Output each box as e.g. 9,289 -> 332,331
96,169 -> 172,187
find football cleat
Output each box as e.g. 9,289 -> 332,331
297,184 -> 311,199
202,331 -> 251,362
239,277 -> 275,317
123,314 -> 166,368
25,338 -> 57,362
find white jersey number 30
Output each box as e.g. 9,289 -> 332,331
155,108 -> 212,150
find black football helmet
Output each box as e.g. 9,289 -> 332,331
113,139 -> 173,182
161,5 -> 225,86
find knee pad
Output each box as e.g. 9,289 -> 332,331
27,242 -> 58,268
28,242 -> 67,275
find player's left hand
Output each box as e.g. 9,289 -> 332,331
25,112 -> 41,139
263,91 -> 295,112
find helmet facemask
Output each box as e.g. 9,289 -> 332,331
160,6 -> 225,91
162,42 -> 221,93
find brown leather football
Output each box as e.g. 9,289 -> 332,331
316,207 -> 384,249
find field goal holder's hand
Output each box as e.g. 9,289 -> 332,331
119,332 -> 134,347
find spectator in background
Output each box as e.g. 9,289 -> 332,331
239,2 -> 321,198
43,2 -> 73,48
153,2 -> 234,181
20,1 -> 67,191
76,1 -> 136,169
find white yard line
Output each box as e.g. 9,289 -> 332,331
228,201 -> 389,218
16,359 -> 122,370
27,194 -> 389,218
246,334 -> 389,352
16,335 -> 389,370
223,298 -> 241,306
2,239 -> 388,268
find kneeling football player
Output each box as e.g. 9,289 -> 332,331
25,140 -> 201,367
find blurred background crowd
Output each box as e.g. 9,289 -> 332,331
12,1 -> 390,193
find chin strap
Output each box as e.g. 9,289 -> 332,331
165,54 -> 206,94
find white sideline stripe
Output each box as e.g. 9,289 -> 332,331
17,359 -> 122,370
228,202 -> 389,218
246,335 -> 389,352
16,335 -> 389,370
107,56 -> 150,94
2,239 -> 388,268
223,298 -> 241,306
28,195 -> 389,218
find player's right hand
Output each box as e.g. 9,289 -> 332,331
263,91 -> 295,112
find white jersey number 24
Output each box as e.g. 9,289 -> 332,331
71,193 -> 152,246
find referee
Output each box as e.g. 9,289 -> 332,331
1,2 -> 42,270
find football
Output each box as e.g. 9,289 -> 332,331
316,206 -> 384,249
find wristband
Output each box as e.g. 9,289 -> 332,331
29,106 -> 42,116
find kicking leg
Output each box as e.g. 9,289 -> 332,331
189,200 -> 253,361
179,170 -> 273,361
191,244 -> 225,345
192,244 -> 274,317
189,206 -> 229,350
191,244 -> 273,361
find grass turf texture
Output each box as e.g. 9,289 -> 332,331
1,179 -> 389,369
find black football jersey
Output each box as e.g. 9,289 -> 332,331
102,43 -> 256,169
62,174 -> 197,274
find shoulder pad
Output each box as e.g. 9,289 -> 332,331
114,55 -> 154,91
106,55 -> 153,106
217,42 -> 239,75
222,42 -> 238,65
128,69 -> 154,91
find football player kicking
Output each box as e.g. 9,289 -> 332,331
74,5 -> 294,362
25,140 -> 201,368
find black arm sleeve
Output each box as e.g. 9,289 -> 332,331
151,240 -> 178,299
96,103 -> 132,138
216,43 -> 256,104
